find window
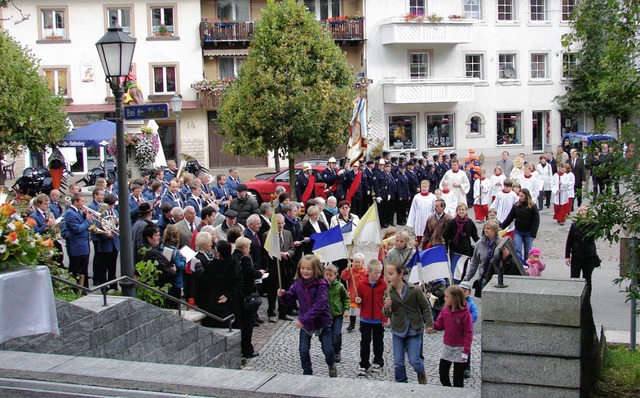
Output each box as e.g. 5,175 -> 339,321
498,53 -> 517,79
562,53 -> 577,78
107,7 -> 132,34
218,0 -> 250,22
427,114 -> 454,148
388,115 -> 416,150
532,111 -> 549,151
464,0 -> 481,19
409,0 -> 426,16
530,53 -> 547,79
465,55 -> 483,79
40,8 -> 67,39
497,112 -> 521,145
43,68 -> 69,96
151,6 -> 175,35
468,114 -> 484,135
219,57 -> 246,79
153,65 -> 177,94
410,52 -> 429,79
304,0 -> 340,20
530,0 -> 545,21
497,0 -> 514,21
562,0 -> 576,21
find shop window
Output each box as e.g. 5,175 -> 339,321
427,114 -> 454,148
497,112 -> 521,145
388,115 -> 416,150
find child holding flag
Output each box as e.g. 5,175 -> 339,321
340,252 -> 368,332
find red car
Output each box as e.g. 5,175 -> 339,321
245,165 -> 328,204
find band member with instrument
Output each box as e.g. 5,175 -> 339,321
144,180 -> 165,221
162,179 -> 184,210
212,174 -> 232,215
129,183 -> 146,224
93,194 -> 120,290
64,193 -> 94,288
29,193 -> 56,235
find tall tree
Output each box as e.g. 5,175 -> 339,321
217,0 -> 355,199
0,30 -> 68,167
556,0 -> 640,130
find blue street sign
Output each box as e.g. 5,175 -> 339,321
123,104 -> 170,120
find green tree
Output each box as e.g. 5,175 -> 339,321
556,0 -> 640,131
0,30 -> 68,176
217,0 -> 355,198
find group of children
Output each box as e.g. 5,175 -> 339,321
277,252 -> 482,388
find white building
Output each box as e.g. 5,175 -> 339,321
364,0 -> 601,157
1,0 -> 207,173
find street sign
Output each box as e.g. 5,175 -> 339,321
123,104 -> 170,120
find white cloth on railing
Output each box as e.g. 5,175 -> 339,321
0,266 -> 59,344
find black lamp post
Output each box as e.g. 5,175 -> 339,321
96,16 -> 137,297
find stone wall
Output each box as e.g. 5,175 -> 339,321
181,138 -> 206,162
481,276 -> 600,398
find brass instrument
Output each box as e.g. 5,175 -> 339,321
64,197 -> 119,235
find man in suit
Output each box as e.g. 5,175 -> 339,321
176,205 -> 199,248
29,193 -> 55,235
189,205 -> 216,249
212,174 -> 232,215
568,148 -> 587,210
497,151 -> 515,177
63,193 -> 94,287
48,189 -> 64,219
129,184 -> 145,224
93,194 -> 120,290
162,179 -> 184,210
263,213 -> 296,323
226,167 -> 241,198
244,214 -> 264,271
258,202 -> 272,238
156,202 -> 175,236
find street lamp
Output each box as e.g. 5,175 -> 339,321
96,15 -> 136,297
169,94 -> 183,164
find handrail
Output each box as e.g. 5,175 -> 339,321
50,275 -> 235,332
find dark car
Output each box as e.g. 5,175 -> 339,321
244,165 -> 327,204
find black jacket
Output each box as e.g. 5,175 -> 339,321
500,204 -> 540,238
565,221 -> 597,259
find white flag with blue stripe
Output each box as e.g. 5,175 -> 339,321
310,225 -> 348,263
450,252 -> 470,281
420,245 -> 451,283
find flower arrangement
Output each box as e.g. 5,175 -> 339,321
448,14 -> 466,20
327,15 -> 349,23
107,126 -> 159,169
158,24 -> 169,35
191,78 -> 235,93
427,13 -> 444,22
0,193 -> 57,271
404,12 -> 425,22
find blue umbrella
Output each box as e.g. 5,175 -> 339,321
61,120 -> 127,147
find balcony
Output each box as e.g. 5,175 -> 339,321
200,18 -> 365,48
320,18 -> 365,42
380,18 -> 472,45
200,21 -> 254,47
195,90 -> 223,109
382,78 -> 475,104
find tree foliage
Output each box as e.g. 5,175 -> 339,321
0,30 -> 68,157
556,0 -> 640,127
217,0 -> 355,197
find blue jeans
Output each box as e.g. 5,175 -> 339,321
513,230 -> 534,261
331,315 -> 343,354
299,326 -> 334,375
392,333 -> 425,382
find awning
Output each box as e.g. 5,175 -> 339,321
204,49 -> 249,57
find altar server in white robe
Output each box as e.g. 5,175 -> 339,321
439,159 -> 470,206
407,180 -> 435,245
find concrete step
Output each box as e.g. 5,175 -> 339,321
165,309 -> 206,325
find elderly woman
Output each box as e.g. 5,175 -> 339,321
141,224 -> 176,292
565,205 -> 599,289
462,220 -> 501,297
302,205 -> 328,254
444,203 -> 479,281
314,197 -> 330,226
234,236 -> 264,358
323,196 -> 339,223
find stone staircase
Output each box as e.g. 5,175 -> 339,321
0,295 -> 240,369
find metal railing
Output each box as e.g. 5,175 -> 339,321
50,275 -> 235,331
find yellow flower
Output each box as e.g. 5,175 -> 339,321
0,203 -> 15,217
13,221 -> 24,232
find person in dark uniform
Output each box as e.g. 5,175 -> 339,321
426,163 -> 439,193
341,161 -> 365,217
295,163 -> 315,204
415,159 -> 427,183
363,159 -> 376,210
373,159 -> 389,227
394,163 -> 410,225
322,157 -> 340,199
406,161 -> 420,196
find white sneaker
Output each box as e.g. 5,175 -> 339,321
357,367 -> 368,376
370,364 -> 383,373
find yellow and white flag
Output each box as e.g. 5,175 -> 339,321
353,204 -> 381,244
263,212 -> 280,259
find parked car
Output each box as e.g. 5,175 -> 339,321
562,132 -> 615,152
296,158 -> 330,166
244,165 -> 327,204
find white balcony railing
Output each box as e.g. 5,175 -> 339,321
380,18 -> 473,44
382,78 -> 475,104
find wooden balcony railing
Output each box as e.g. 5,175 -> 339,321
200,21 -> 255,43
199,18 -> 365,46
321,18 -> 365,41
195,90 -> 223,109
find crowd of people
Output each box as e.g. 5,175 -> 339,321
24,143 -> 607,386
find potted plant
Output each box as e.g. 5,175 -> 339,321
155,25 -> 171,37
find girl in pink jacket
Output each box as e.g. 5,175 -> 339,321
431,285 -> 473,388
525,247 -> 546,276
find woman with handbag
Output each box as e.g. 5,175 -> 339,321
462,220 -> 501,297
234,236 -> 264,359
565,205 -> 600,290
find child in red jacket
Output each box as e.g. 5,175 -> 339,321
431,285 -> 473,388
354,259 -> 387,376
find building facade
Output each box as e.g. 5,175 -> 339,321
364,0 -> 603,157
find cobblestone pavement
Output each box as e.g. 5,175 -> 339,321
245,308 -> 481,390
